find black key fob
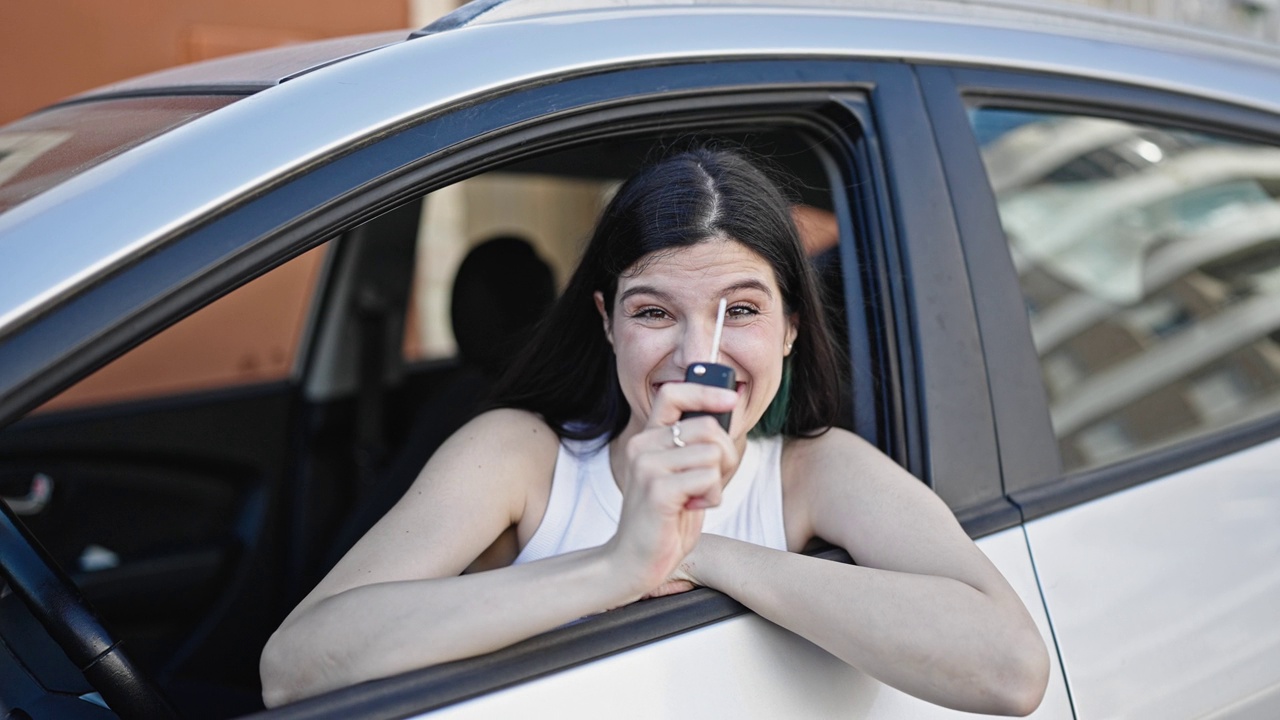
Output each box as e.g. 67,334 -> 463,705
680,362 -> 735,432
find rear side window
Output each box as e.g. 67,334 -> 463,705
37,245 -> 326,413
0,95 -> 240,215
971,108 -> 1280,472
402,173 -> 616,362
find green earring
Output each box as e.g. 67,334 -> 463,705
751,355 -> 793,437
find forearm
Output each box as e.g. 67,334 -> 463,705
262,544 -> 640,706
694,536 -> 1047,716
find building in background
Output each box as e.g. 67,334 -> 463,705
0,0 -> 464,125
1070,0 -> 1280,41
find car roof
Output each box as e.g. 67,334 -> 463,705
65,0 -> 1280,102
6,1 -> 1280,340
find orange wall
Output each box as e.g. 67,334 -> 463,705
3,1 -> 409,412
0,0 -> 410,124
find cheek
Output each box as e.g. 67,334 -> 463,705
612,326 -> 668,386
723,323 -> 785,374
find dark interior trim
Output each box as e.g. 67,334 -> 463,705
5,380 -> 293,432
915,64 -> 1062,498
852,66 -> 1004,514
828,98 -> 907,468
955,497 -> 1022,538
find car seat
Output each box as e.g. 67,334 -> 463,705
320,235 -> 556,571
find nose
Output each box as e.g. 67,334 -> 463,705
674,314 -> 718,369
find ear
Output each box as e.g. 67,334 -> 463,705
593,291 -> 614,346
784,313 -> 799,356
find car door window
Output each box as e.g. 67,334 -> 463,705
971,108 -> 1280,472
35,244 -> 327,413
402,173 -> 616,362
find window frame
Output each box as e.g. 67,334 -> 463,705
919,63 -> 1280,521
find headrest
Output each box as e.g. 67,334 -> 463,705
449,235 -> 556,378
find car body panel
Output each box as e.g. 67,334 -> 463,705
6,6 -> 1280,338
1025,434 -> 1280,718
414,527 -> 1073,719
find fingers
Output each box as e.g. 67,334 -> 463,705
641,580 -> 696,599
625,418 -> 739,490
647,382 -> 737,429
631,460 -> 723,510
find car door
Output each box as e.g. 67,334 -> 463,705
922,63 -> 1280,718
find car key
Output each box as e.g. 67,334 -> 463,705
681,297 -> 735,432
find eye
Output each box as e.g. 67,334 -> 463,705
726,304 -> 760,320
630,306 -> 671,321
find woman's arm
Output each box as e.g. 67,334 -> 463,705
259,410 -> 645,706
261,383 -> 739,707
679,429 -> 1049,716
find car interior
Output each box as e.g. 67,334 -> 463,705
0,126 -> 856,719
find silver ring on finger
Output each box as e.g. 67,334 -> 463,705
671,422 -> 686,448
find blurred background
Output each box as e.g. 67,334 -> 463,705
0,0 -> 463,125
4,0 -> 1280,126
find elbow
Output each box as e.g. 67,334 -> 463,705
259,629 -> 296,708
260,625 -> 328,709
986,626 -> 1051,716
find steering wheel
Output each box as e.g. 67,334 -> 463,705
0,500 -> 177,719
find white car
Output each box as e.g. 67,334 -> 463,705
0,0 -> 1277,718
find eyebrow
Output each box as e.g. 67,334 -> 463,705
618,285 -> 674,304
719,279 -> 775,299
617,279 -> 774,304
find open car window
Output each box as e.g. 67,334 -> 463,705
0,117 -> 861,719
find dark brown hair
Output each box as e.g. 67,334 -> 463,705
492,148 -> 842,440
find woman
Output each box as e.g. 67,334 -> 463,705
260,149 -> 1049,714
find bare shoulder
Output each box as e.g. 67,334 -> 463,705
782,426 -> 886,489
437,407 -> 560,460
781,428 -> 973,568
783,426 -> 870,458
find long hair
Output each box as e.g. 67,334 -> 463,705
492,148 -> 842,440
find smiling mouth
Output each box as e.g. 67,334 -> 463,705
651,381 -> 747,395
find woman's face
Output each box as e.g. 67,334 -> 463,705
595,238 -> 798,442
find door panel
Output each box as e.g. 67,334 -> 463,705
1026,436 -> 1280,718
0,385 -> 292,678
419,528 -> 1072,719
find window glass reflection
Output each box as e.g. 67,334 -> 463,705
972,108 -> 1280,472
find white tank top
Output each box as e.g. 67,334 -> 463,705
514,434 -> 788,564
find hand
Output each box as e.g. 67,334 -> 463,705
641,538 -> 704,599
641,533 -> 740,599
608,382 -> 739,596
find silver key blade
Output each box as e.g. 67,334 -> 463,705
710,297 -> 726,364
